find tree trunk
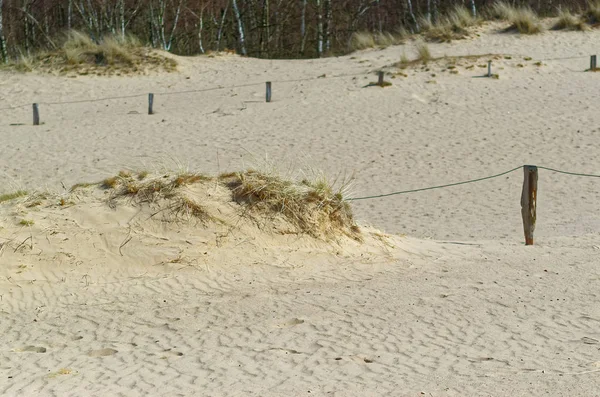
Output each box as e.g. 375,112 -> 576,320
300,0 -> 307,54
216,4 -> 228,51
316,0 -> 323,56
406,0 -> 419,32
0,0 -> 7,63
324,0 -> 331,52
470,0 -> 477,17
165,0 -> 183,51
119,0 -> 125,38
231,0 -> 247,55
68,0 -> 73,30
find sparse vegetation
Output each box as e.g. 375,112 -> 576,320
415,41 -> 432,64
553,8 -> 589,30
220,169 -> 359,240
19,219 -> 35,226
5,31 -> 177,76
349,31 -> 406,51
70,182 -> 96,192
421,5 -> 479,42
584,0 -> 600,24
489,1 -> 515,20
0,190 -> 28,203
506,6 -> 544,34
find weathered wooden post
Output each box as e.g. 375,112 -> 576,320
591,55 -> 597,71
487,61 -> 492,78
148,93 -> 154,115
33,103 -> 39,126
266,82 -> 272,102
521,165 -> 538,246
378,71 -> 384,87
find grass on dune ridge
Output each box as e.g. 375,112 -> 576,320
350,1 -> 600,52
5,30 -> 177,76
68,167 -> 361,241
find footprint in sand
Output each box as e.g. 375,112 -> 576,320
18,346 -> 46,353
88,348 -> 118,357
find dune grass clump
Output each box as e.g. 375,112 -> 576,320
99,170 -> 214,223
553,8 -> 590,30
416,41 -> 432,64
0,190 -> 28,203
583,1 -> 600,25
489,1 -> 516,20
103,171 -> 210,203
421,5 -> 479,42
349,31 -> 406,51
509,7 -> 544,34
219,170 -> 360,240
7,30 -> 177,75
489,1 -> 543,34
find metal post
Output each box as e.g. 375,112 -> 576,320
148,93 -> 154,115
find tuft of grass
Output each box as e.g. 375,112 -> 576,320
102,177 -> 120,189
0,190 -> 28,203
415,41 -> 432,64
505,6 -> 544,34
19,219 -> 34,226
70,182 -> 96,192
553,8 -> 589,30
350,32 -> 375,50
5,30 -> 177,76
584,1 -> 600,24
421,5 -> 479,42
172,197 -> 213,224
349,31 -> 405,51
489,1 -> 515,20
219,170 -> 359,240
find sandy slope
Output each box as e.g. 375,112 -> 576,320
1,22 -> 600,396
1,186 -> 599,396
2,25 -> 600,240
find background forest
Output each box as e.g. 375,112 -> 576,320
0,0 -> 595,63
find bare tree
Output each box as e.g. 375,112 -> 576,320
231,0 -> 247,55
0,0 -> 7,63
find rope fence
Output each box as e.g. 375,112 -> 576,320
0,51 -> 598,118
2,52 -> 600,244
349,164 -> 600,246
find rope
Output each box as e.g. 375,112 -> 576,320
348,165 -> 600,201
0,71 -> 367,112
0,51 -> 594,112
537,166 -> 600,178
347,166 -> 523,201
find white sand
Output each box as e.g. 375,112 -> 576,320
1,23 -> 600,396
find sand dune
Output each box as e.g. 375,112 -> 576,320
2,23 -> 600,396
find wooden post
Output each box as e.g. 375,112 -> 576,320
378,71 -> 384,87
148,93 -> 154,115
33,103 -> 39,126
591,55 -> 597,71
521,165 -> 538,246
266,82 -> 272,103
487,61 -> 492,77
